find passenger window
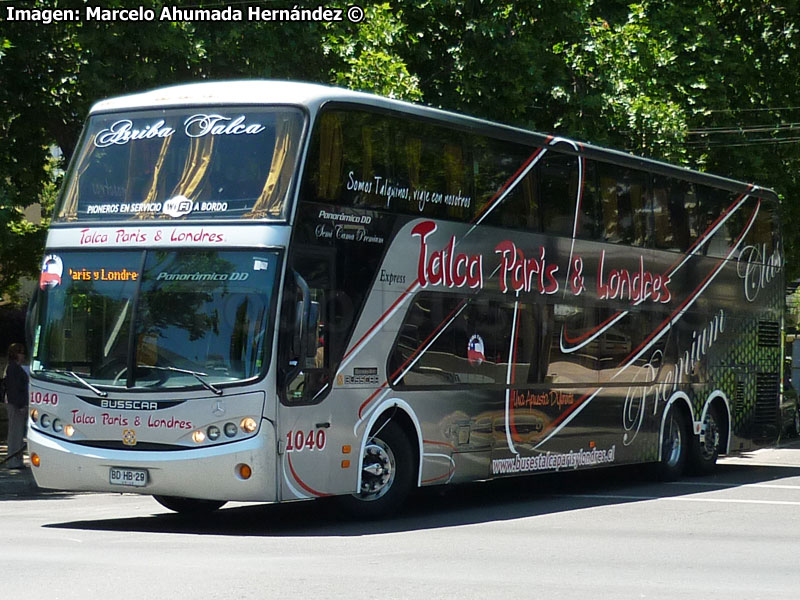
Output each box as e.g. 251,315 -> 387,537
539,153 -> 581,237
598,163 -> 648,246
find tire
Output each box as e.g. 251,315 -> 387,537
657,405 -> 690,481
335,421 -> 415,518
153,495 -> 227,514
689,404 -> 722,475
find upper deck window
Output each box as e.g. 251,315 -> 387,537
55,107 -> 305,222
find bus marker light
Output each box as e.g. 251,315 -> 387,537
240,417 -> 257,433
192,430 -> 206,443
341,460 -> 351,469
237,464 -> 252,479
64,424 -> 75,437
31,454 -> 40,468
224,423 -> 238,438
342,445 -> 351,454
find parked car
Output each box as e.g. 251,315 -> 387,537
780,370 -> 800,437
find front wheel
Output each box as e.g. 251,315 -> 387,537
153,495 -> 227,514
657,405 -> 690,481
335,421 -> 414,518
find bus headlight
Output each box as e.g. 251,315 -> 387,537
52,419 -> 63,433
207,425 -> 221,441
30,408 -> 39,423
192,430 -> 206,444
64,424 -> 75,437
240,417 -> 257,433
40,414 -> 51,429
224,422 -> 238,438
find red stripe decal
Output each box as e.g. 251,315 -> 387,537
287,454 -> 331,498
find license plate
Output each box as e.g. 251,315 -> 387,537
109,467 -> 148,487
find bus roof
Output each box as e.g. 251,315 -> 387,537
89,80 -> 777,201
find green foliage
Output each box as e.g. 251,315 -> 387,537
324,3 -> 422,100
3,0 -> 800,297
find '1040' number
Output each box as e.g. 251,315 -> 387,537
30,391 -> 59,406
286,429 -> 326,452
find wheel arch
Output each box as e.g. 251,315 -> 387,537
703,390 -> 732,455
358,399 -> 423,491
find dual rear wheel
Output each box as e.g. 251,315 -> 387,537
658,403 -> 723,480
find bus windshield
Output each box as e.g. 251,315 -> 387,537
55,107 -> 305,222
30,250 -> 279,391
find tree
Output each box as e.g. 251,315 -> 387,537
0,0 -> 420,302
3,0 -> 800,297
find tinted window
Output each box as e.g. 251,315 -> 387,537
597,163 -> 648,246
57,108 -> 305,222
389,294 -> 505,387
304,109 -> 474,221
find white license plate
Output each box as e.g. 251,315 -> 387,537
109,467 -> 148,487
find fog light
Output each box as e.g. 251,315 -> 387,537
240,417 -> 257,433
52,419 -> 63,433
207,425 -> 221,441
64,424 -> 75,437
224,422 -> 238,438
237,464 -> 252,480
192,430 -> 206,443
40,414 -> 51,428
30,408 -> 39,423
31,453 -> 40,467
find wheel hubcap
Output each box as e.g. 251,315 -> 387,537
664,415 -> 682,467
358,438 -> 395,501
699,412 -> 720,461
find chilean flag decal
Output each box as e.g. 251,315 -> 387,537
468,334 -> 486,366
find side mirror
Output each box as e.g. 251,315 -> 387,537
305,301 -> 320,361
26,287 -> 40,356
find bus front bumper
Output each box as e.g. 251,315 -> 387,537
27,424 -> 277,503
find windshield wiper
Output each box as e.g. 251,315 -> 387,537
50,369 -> 108,398
138,364 -> 223,396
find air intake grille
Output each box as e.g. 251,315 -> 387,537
754,372 -> 779,427
757,321 -> 781,347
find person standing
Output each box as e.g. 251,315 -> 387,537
4,343 -> 29,469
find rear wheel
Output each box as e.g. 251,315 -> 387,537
153,495 -> 227,514
657,405 -> 690,481
335,421 -> 414,518
690,404 -> 722,475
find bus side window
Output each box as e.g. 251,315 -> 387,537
651,175 -> 690,252
539,153 -> 580,238
598,163 -> 648,247
475,139 -> 540,231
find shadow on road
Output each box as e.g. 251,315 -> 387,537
43,461 -> 800,536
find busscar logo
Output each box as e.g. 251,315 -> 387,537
344,367 -> 380,385
100,400 -> 159,411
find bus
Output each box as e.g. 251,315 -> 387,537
27,81 -> 785,516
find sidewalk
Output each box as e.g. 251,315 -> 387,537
0,444 -> 41,498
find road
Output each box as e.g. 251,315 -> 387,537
2,445 -> 800,600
